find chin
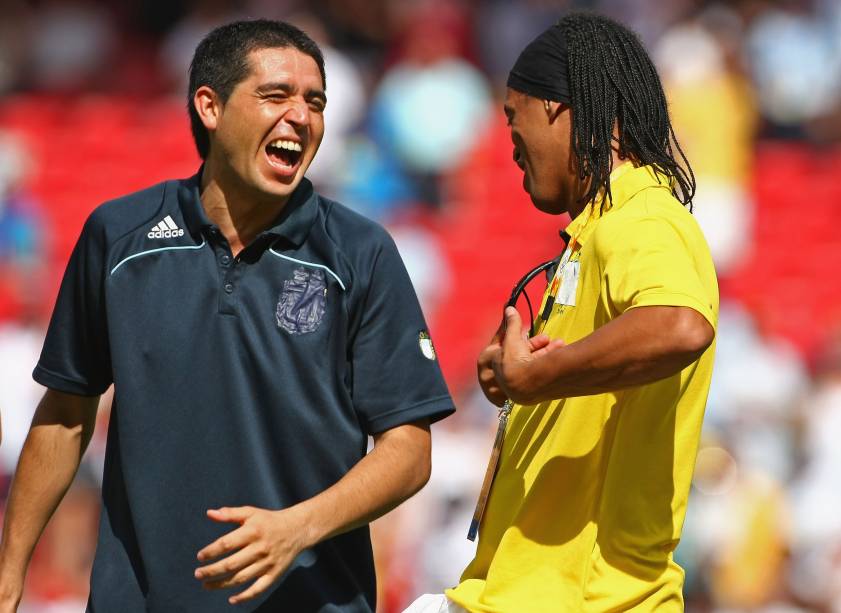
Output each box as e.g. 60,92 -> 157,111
528,192 -> 566,215
257,168 -> 305,198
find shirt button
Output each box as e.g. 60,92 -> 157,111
220,254 -> 231,265
224,283 -> 234,293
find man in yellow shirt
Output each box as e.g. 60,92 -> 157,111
404,12 -> 717,613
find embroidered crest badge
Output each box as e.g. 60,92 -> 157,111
418,331 -> 436,360
276,267 -> 327,334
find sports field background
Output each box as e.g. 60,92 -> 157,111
1,0 -> 840,611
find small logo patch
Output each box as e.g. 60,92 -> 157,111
147,215 -> 185,239
276,267 -> 327,335
418,331 -> 436,360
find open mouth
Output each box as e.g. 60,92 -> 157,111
265,138 -> 303,171
513,147 -> 525,171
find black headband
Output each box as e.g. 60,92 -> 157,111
507,24 -> 570,104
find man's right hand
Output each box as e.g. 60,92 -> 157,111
477,319 -> 557,407
0,389 -> 100,613
0,572 -> 24,613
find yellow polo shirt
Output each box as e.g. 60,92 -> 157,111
447,164 -> 718,612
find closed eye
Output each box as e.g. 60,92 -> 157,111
307,98 -> 326,112
260,92 -> 288,103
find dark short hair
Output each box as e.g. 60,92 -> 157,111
187,19 -> 326,160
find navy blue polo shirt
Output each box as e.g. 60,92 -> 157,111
34,172 -> 454,612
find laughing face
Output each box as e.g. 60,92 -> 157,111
199,46 -> 326,203
503,88 -> 579,216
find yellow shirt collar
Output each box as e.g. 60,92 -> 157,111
564,163 -> 675,244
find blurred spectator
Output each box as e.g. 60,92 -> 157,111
159,0 -> 245,92
0,322 -> 43,482
788,334 -> 841,608
704,303 -> 808,482
0,1 -> 32,94
26,0 -> 117,92
388,217 -> 452,327
0,133 -> 46,323
681,438 -> 792,609
370,2 -> 492,206
656,4 -> 758,274
329,134 -> 417,219
597,0 -> 698,48
473,0 -> 566,89
745,0 -> 841,138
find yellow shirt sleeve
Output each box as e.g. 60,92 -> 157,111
592,208 -> 717,329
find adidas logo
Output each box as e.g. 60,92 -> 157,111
147,215 -> 185,239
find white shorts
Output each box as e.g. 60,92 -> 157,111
402,593 -> 468,613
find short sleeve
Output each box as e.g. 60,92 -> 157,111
350,233 -> 454,434
594,214 -> 717,328
33,211 -> 113,396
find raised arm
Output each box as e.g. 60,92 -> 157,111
492,304 -> 713,405
0,388 -> 100,610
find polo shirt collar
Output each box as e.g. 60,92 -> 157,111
564,163 -> 673,245
179,167 -> 318,248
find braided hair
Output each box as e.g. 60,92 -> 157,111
560,13 -> 695,211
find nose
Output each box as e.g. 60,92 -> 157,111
283,99 -> 310,127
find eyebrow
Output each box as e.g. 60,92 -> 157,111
503,104 -> 514,120
255,82 -> 327,103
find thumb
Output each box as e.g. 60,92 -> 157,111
502,306 -> 524,350
207,506 -> 254,524
488,321 -> 504,346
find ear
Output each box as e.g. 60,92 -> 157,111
544,100 -> 566,124
193,85 -> 222,132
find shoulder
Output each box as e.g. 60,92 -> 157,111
84,179 -> 179,244
315,195 -> 397,257
309,195 -> 408,301
594,188 -> 704,252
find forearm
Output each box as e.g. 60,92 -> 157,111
194,420 -> 433,602
502,306 -> 714,404
0,392 -> 97,589
291,420 -> 431,548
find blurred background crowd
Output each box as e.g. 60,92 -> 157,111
0,0 -> 840,611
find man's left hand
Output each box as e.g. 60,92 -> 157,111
195,505 -> 309,604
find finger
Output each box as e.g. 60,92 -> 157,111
531,338 -> 566,359
207,506 -> 255,524
229,574 -> 275,605
197,525 -> 254,562
479,378 -> 505,405
202,557 -> 269,591
527,334 -> 551,352
195,544 -> 263,583
478,344 -> 502,366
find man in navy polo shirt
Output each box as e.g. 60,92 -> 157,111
0,20 -> 453,612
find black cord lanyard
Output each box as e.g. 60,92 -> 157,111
468,231 -> 572,541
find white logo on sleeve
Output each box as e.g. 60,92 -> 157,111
147,215 -> 185,239
419,331 -> 437,360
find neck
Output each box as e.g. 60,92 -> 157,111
567,148 -> 629,221
200,156 -> 290,256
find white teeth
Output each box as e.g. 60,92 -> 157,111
269,139 -> 302,152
